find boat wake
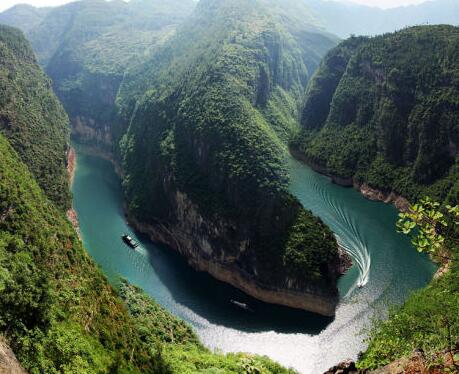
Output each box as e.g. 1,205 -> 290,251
314,179 -> 371,296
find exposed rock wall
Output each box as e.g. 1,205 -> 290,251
127,190 -> 340,316
0,338 -> 27,374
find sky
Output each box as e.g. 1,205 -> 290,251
0,0 -> 433,12
337,0 -> 430,8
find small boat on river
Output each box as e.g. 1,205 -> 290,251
230,299 -> 254,312
122,234 -> 139,249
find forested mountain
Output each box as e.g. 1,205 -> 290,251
0,4 -> 50,32
2,0 -> 197,152
0,24 -> 293,374
0,122 -> 292,374
116,0 -> 343,316
0,25 -> 70,208
305,0 -> 459,38
0,24 -> 159,373
288,23 -> 459,373
293,25 -> 459,206
1,0 -> 458,372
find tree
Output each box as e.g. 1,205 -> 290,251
396,197 -> 459,369
397,197 -> 459,261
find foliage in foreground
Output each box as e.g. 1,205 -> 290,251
358,198 -> 459,370
0,133 -> 164,373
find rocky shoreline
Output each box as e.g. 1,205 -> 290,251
290,148 -> 453,274
290,148 -> 454,277
290,148 -> 454,372
290,148 -> 411,212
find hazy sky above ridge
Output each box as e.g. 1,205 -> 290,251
336,0 -> 430,8
0,0 -> 433,12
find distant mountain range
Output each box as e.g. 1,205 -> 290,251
1,0 -> 458,40
305,0 -> 459,37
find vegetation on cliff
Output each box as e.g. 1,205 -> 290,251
0,133 -> 161,372
0,25 -> 70,208
118,0 -> 340,295
291,24 -> 459,371
1,0 -> 197,151
293,25 -> 459,206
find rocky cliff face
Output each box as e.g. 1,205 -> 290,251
0,338 -> 27,374
128,187 -> 341,316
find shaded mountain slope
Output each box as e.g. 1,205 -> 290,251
4,0 -> 197,153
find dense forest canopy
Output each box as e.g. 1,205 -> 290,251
0,24 -> 70,208
294,25 -> 459,206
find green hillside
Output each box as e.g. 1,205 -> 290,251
18,0 -> 197,152
118,0 -> 341,304
293,25 -> 459,206
0,132 -> 160,373
0,25 -> 70,209
0,132 -> 294,373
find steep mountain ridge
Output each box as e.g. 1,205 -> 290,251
293,25 -> 459,206
117,0 -> 342,316
0,25 -> 70,208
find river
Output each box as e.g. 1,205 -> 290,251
72,147 -> 435,373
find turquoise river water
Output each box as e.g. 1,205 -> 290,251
72,148 -> 436,374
